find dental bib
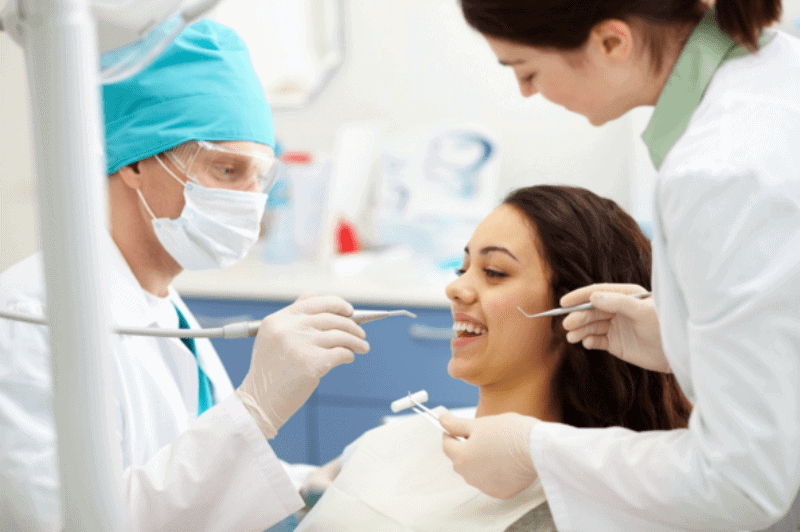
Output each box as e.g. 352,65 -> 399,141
296,407 -> 547,532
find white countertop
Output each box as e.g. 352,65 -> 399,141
173,252 -> 454,308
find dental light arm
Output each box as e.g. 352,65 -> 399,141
1,0 -> 224,83
0,1 -> 222,530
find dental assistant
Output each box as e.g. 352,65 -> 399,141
0,20 -> 369,532
439,1 -> 800,530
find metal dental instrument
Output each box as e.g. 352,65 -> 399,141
406,391 -> 465,441
351,309 -> 417,324
0,307 -> 417,339
517,291 -> 652,318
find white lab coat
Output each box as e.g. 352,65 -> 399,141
529,31 -> 800,531
0,233 -> 303,532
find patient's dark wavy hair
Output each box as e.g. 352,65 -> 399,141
505,185 -> 691,431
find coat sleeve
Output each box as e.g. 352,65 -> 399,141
529,167 -> 800,532
0,298 -> 62,532
124,394 -> 304,532
0,299 -> 303,532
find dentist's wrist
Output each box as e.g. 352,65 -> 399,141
235,388 -> 278,440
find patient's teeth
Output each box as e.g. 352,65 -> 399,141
452,321 -> 487,335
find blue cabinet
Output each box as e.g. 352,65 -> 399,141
183,297 -> 478,465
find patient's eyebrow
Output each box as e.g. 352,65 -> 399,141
498,59 -> 525,66
464,245 -> 520,263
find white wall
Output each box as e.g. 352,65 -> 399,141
0,32 -> 39,272
0,0 -> 636,273
269,0 -> 634,208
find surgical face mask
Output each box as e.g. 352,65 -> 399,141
136,155 -> 268,270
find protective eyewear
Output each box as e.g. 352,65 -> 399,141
164,140 -> 279,192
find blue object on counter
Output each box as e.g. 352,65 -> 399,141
637,220 -> 653,241
424,131 -> 493,199
377,125 -> 499,274
261,165 -> 297,263
437,256 -> 464,272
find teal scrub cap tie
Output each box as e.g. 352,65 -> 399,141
103,20 -> 274,176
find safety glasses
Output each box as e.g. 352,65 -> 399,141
164,140 -> 279,193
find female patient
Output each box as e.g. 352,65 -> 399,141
297,185 -> 692,531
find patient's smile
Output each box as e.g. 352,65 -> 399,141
452,314 -> 488,349
453,321 -> 488,337
445,205 -> 555,386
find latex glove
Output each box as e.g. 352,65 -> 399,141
439,412 -> 538,500
236,293 -> 370,439
560,283 -> 671,373
299,455 -> 343,507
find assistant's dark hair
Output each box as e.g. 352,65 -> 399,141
461,0 -> 781,62
504,185 -> 692,431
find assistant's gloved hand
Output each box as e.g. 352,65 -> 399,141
236,293 -> 370,439
299,455 -> 343,508
560,283 -> 671,373
439,412 -> 538,500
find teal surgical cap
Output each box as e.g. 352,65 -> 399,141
103,20 -> 274,176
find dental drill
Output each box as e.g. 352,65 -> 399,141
0,308 -> 417,339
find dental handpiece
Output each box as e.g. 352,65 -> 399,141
518,291 -> 652,318
135,308 -> 418,337
350,309 -> 417,324
0,308 -> 417,339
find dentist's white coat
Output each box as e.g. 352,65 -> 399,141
0,234 -> 303,532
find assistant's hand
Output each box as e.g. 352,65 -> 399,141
236,293 -> 370,439
300,455 -> 343,502
439,412 -> 538,499
560,283 -> 670,373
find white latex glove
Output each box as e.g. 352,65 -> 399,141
439,412 -> 538,500
236,293 -> 370,439
299,455 -> 343,502
560,283 -> 671,373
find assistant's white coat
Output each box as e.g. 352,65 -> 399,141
529,31 -> 800,532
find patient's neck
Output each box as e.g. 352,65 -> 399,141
475,374 -> 562,422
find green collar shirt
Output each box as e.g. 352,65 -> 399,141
642,8 -> 774,169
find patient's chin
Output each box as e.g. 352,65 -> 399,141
447,357 -> 483,386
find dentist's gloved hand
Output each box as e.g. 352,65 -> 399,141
440,412 -> 538,500
236,293 -> 370,439
560,283 -> 671,373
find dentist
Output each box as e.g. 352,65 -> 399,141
0,20 -> 369,532
439,0 -> 800,530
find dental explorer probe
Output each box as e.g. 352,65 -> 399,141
0,308 -> 416,339
517,291 -> 652,318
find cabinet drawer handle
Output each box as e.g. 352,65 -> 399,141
408,324 -> 454,341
